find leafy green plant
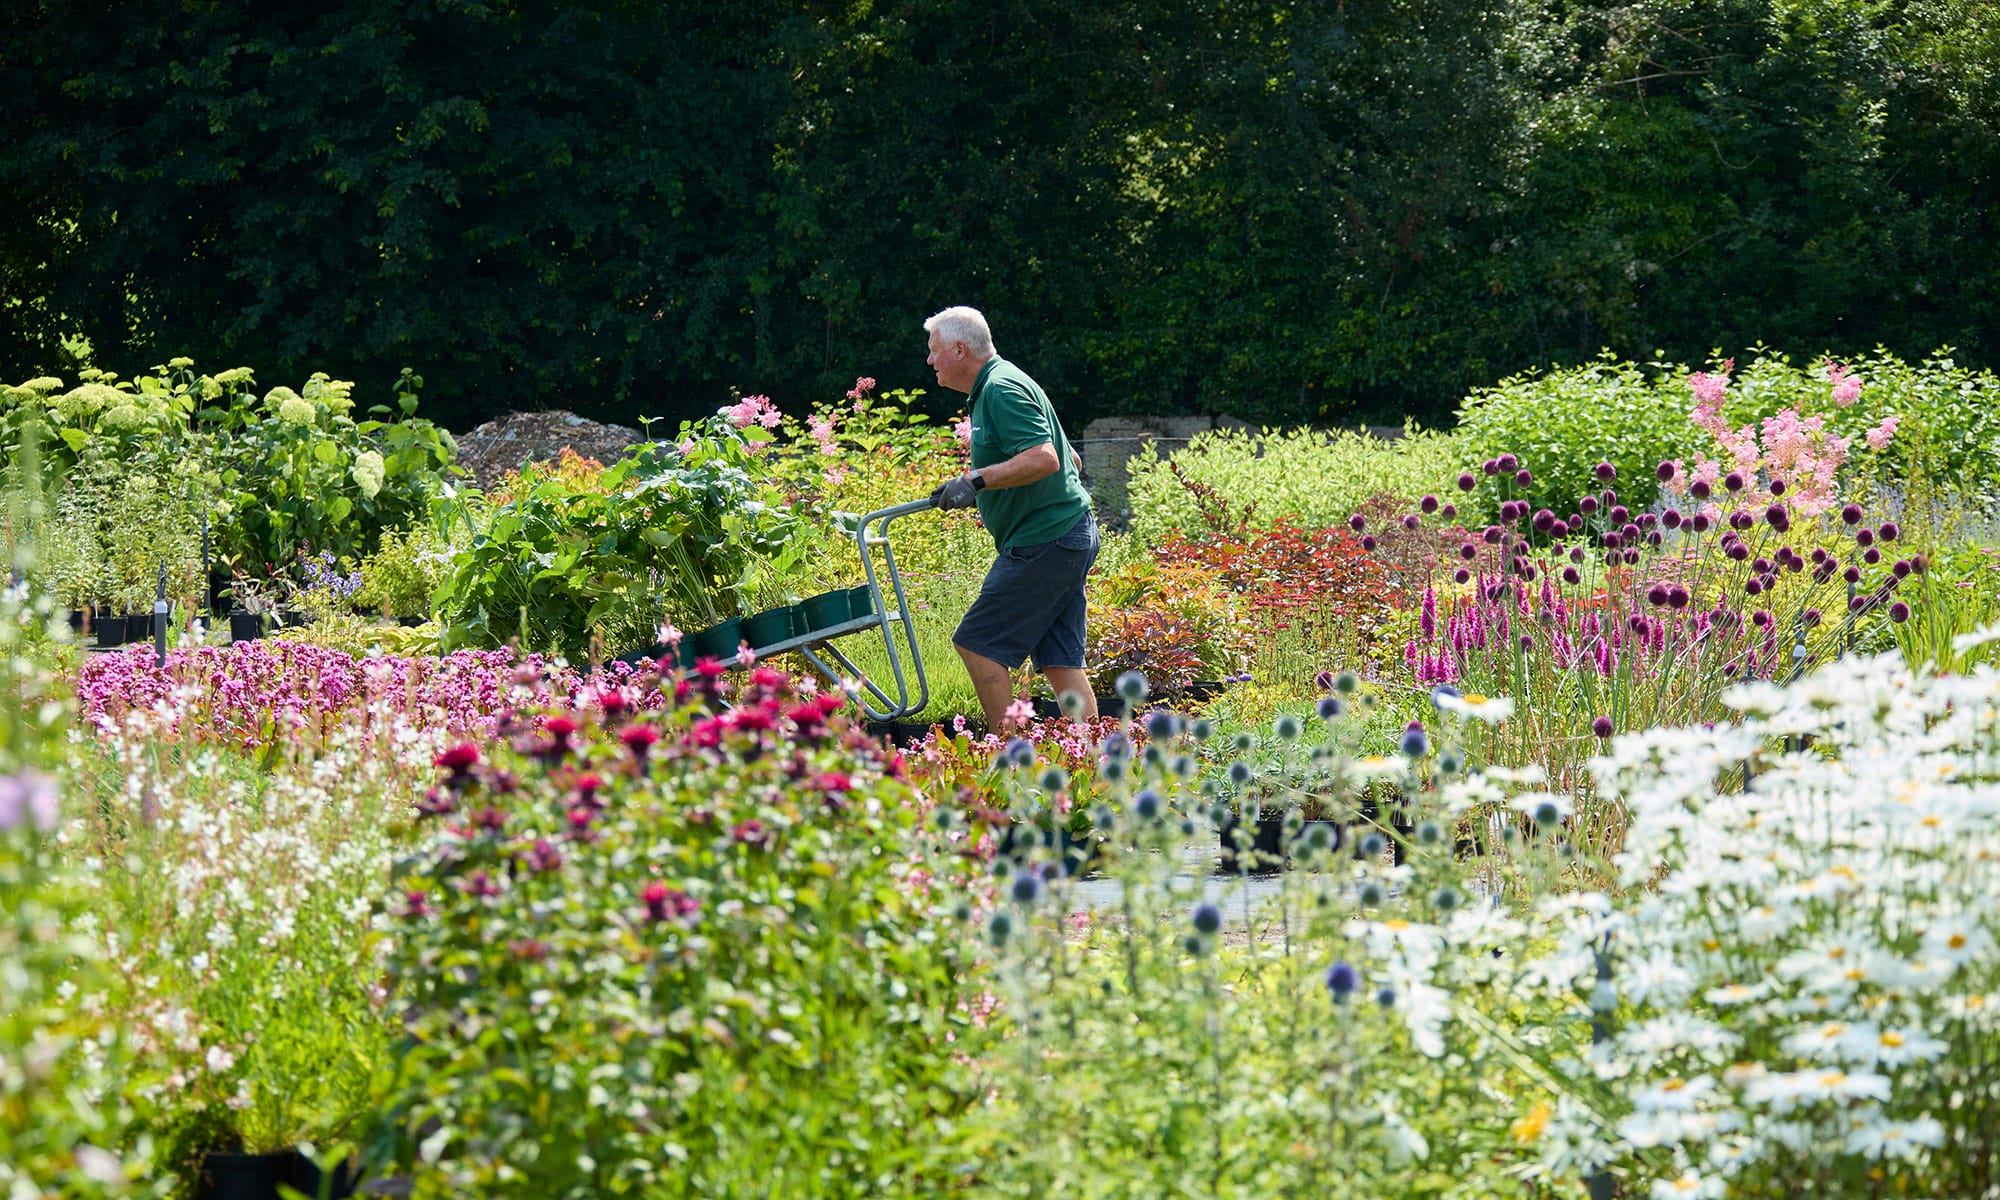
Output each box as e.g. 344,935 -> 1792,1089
354,526 -> 447,621
376,667 -> 981,1198
0,440 -> 154,1197
1124,423 -> 1475,550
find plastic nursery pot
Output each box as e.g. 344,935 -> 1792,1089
228,611 -> 266,643
93,615 -> 127,648
787,605 -> 812,639
1215,813 -> 1287,876
742,606 -> 798,650
197,1148 -> 358,1200
845,584 -> 876,618
690,617 -> 744,660
67,609 -> 84,634
799,589 -> 852,631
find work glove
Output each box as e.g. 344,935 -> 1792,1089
930,474 -> 980,510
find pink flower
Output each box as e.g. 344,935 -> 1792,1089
1828,361 -> 1862,407
845,376 -> 877,401
1866,415 -> 1899,451
659,622 -> 682,648
1687,359 -> 1733,408
953,416 -> 972,448
723,395 -> 781,429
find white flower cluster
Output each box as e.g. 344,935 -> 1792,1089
1527,646 -> 2000,1193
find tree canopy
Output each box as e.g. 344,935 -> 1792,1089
3,0 -> 1994,430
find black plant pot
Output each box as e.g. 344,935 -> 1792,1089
863,719 -> 932,748
1216,814 -> 1287,875
1030,695 -> 1129,721
197,1149 -> 357,1200
1179,680 -> 1229,704
229,611 -> 266,643
67,608 -> 85,634
396,614 -> 428,627
996,822 -> 1102,877
94,615 -> 127,647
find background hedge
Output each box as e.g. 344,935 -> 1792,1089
3,0 -> 1996,431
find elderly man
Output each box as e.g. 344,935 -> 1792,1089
923,306 -> 1099,728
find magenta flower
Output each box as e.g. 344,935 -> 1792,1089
1457,472 -> 1477,492
1591,716 -> 1614,739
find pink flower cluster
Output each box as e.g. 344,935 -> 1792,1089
845,376 -> 877,401
1828,360 -> 1863,407
75,642 -> 664,747
1685,360 -> 1855,517
722,394 -> 783,429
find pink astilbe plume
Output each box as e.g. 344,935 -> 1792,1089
723,394 -> 782,429
1827,360 -> 1863,407
1866,415 -> 1899,451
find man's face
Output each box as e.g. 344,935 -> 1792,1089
927,331 -> 977,394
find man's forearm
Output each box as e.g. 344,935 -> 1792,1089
971,442 -> 1061,489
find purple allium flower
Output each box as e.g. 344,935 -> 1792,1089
1610,505 -> 1630,525
1483,526 -> 1503,545
1646,584 -> 1669,606
1803,608 -> 1822,626
1850,594 -> 1869,613
1856,528 -> 1875,547
1349,513 -> 1366,532
1420,494 -> 1439,513
1690,479 -> 1712,499
1483,458 -> 1501,476
1656,461 -> 1675,482
1724,471 -> 1745,492
1569,546 -> 1585,563
1440,503 -> 1457,518
1533,508 -> 1555,532
1459,542 -> 1477,560
1751,609 -> 1771,627
1744,578 -> 1763,596
1326,961 -> 1359,1001
1662,508 -> 1682,529
1880,521 -> 1900,542
1550,519 -> 1569,538
1453,566 -> 1471,584
1892,559 -> 1912,579
1498,453 -> 1519,473
1769,478 -> 1787,496
1623,548 -> 1640,565
1591,715 -> 1614,739
1691,514 -> 1711,532
1864,547 -> 1882,564
1629,614 -> 1648,634
1562,566 -> 1579,584
1458,472 -> 1477,492
1731,510 -> 1755,531
1403,513 -> 1421,531
1841,503 -> 1863,525
1911,554 -> 1928,574
1361,535 -> 1377,551
1668,585 -> 1690,609
1579,495 -> 1599,514
1595,461 -> 1616,482
1192,903 -> 1222,935
1515,468 -> 1533,486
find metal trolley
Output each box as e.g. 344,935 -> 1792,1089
718,497 -> 935,720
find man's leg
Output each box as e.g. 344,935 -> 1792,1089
1040,666 -> 1098,721
956,642 -> 1020,730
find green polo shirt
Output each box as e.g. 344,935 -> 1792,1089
966,357 -> 1093,551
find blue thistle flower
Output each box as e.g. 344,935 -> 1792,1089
1333,672 -> 1358,695
1005,737 -> 1035,768
1325,961 -> 1359,1001
1317,696 -> 1345,721
1133,789 -> 1162,821
1192,903 -> 1222,935
1360,832 -> 1386,859
1433,886 -> 1460,912
1400,725 -> 1430,758
1116,670 -> 1150,703
1145,710 -> 1182,741
1228,761 -> 1253,787
1190,719 -> 1215,743
1376,986 -> 1397,1009
1415,820 -> 1441,845
1274,714 -> 1303,741
988,911 -> 1013,945
1358,881 -> 1385,907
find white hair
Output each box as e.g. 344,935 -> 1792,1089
923,306 -> 996,357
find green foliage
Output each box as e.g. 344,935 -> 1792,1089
7,3 -> 1998,429
0,443 -> 154,1196
434,416 -> 819,661
1457,349 -> 2000,518
1454,354 -> 1718,519
1125,424 -> 1475,549
354,525 -> 447,622
378,675 -> 980,1198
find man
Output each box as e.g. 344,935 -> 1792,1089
923,306 -> 1099,729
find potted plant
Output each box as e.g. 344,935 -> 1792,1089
227,573 -> 280,643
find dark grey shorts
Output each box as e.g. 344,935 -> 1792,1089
954,511 -> 1099,671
